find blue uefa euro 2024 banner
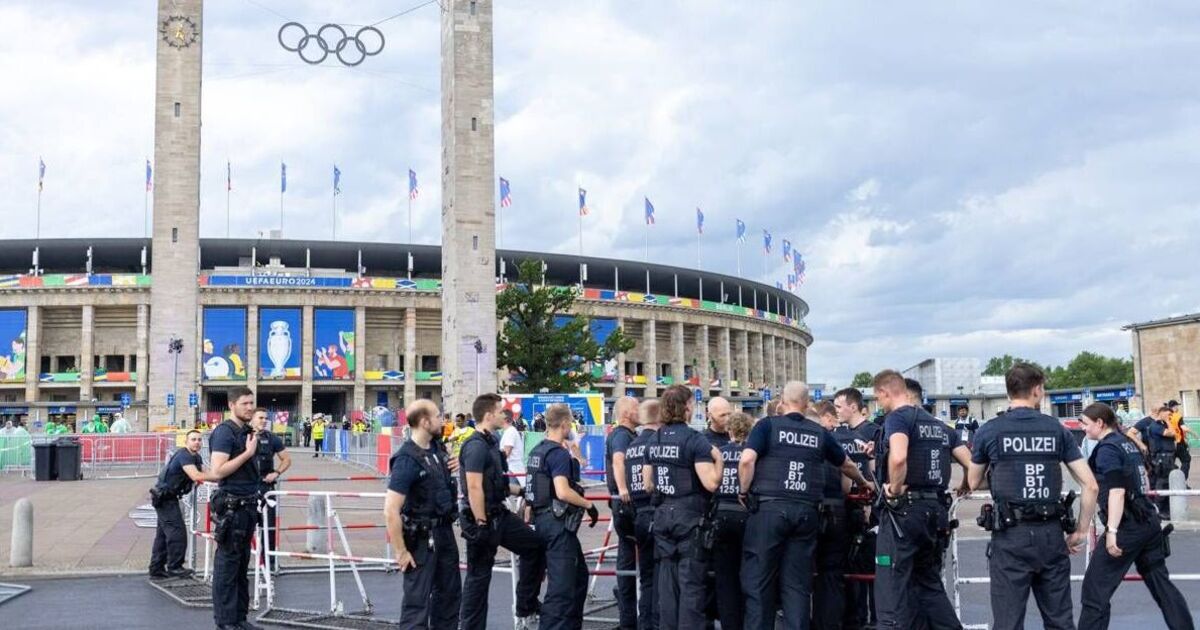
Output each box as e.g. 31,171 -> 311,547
0,309 -> 28,383
313,309 -> 355,380
260,307 -> 302,380
202,307 -> 247,381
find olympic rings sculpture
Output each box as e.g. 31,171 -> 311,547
278,22 -> 385,67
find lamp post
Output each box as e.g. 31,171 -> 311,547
474,339 -> 485,396
168,336 -> 183,426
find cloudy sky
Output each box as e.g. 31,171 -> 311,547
2,1 -> 1199,386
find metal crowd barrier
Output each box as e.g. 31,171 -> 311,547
3,432 -> 174,479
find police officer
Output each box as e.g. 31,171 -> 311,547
149,429 -> 210,579
1145,405 -> 1178,519
208,386 -> 262,630
605,396 -> 642,630
641,385 -> 721,630
712,411 -> 754,630
626,399 -> 661,630
873,371 -> 972,630
384,400 -> 461,630
250,407 -> 290,573
704,396 -> 733,447
459,393 -> 546,629
1077,403 -> 1193,630
967,364 -> 1098,630
812,400 -> 852,629
739,381 -> 870,629
833,387 -> 879,630
527,404 -> 601,629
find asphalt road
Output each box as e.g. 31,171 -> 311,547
4,531 -> 1200,628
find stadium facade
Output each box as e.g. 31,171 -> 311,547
0,237 -> 811,430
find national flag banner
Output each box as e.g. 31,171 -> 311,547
499,177 -> 512,207
38,158 -> 45,192
281,162 -> 287,193
763,229 -> 772,253
145,159 -> 152,192
333,164 -> 342,195
578,187 -> 589,216
775,281 -> 784,290
644,197 -> 656,225
782,239 -> 792,262
408,169 -> 419,200
787,274 -> 795,290
696,207 -> 704,234
736,219 -> 746,242
226,160 -> 232,191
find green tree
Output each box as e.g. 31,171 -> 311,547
850,372 -> 874,388
983,354 -> 1043,376
497,259 -> 636,393
1044,351 -> 1134,389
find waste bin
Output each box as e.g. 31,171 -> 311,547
55,437 -> 83,481
33,442 -> 57,481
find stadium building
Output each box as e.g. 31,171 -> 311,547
0,238 -> 811,430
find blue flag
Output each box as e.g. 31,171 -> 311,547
499,177 -> 512,207
736,219 -> 746,242
281,162 -> 287,193
333,164 -> 341,195
763,229 -> 772,253
696,207 -> 704,234
644,197 -> 656,225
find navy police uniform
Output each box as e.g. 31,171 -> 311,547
1146,419 -> 1176,518
457,428 -> 545,628
149,447 -> 202,576
605,424 -> 640,629
389,438 -> 461,629
1079,431 -> 1192,630
712,441 -> 747,630
835,421 -> 880,630
813,426 -> 851,630
625,427 -> 659,630
875,406 -> 962,630
254,429 -> 285,571
971,407 -> 1080,630
742,412 -> 848,629
646,422 -> 715,630
209,419 -> 261,628
527,439 -> 590,630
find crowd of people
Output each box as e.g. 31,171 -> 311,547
149,362 -> 1195,630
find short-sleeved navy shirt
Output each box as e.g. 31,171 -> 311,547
1147,421 -> 1174,454
605,426 -> 636,494
210,421 -> 260,495
545,447 -> 575,481
387,447 -> 427,496
1133,416 -> 1153,440
970,407 -> 1082,465
160,448 -> 203,494
746,413 -> 847,467
703,429 -> 731,449
822,429 -> 846,499
460,432 -> 494,475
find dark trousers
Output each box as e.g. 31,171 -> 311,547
634,506 -> 658,630
149,497 -> 187,574
741,499 -> 819,629
400,524 -> 462,630
612,501 -> 639,630
1150,452 -> 1176,517
844,528 -> 877,630
313,437 -> 324,456
534,511 -> 589,630
986,521 -> 1073,630
303,432 -> 311,447
713,508 -> 747,630
460,509 -> 546,629
813,505 -> 848,630
212,504 -> 256,626
874,500 -> 961,630
1177,442 -> 1192,480
1080,515 -> 1193,630
653,502 -> 708,630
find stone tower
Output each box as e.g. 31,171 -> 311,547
440,0 -> 497,415
148,0 -> 203,426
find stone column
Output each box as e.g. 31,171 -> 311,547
671,322 -> 685,387
135,304 -> 149,404
80,305 -> 95,410
352,306 -> 366,414
719,327 -> 732,398
404,307 -> 417,405
246,305 -> 259,393
644,319 -> 657,398
750,331 -> 764,391
614,316 -> 627,398
737,329 -> 750,395
697,324 -> 710,394
24,306 -> 40,415
768,335 -> 778,390
798,343 -> 807,381
301,305 -> 314,420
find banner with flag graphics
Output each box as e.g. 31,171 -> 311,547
763,230 -> 772,253
644,197 -> 655,225
782,239 -> 792,262
579,187 -> 589,216
408,169 -> 419,199
736,219 -> 746,242
145,160 -> 152,192
499,177 -> 512,207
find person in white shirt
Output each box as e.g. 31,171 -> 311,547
499,410 -> 526,512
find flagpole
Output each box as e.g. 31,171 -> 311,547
407,195 -> 412,244
737,240 -> 742,277
332,189 -> 337,240
697,230 -> 701,270
36,187 -> 42,241
143,185 -> 148,239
